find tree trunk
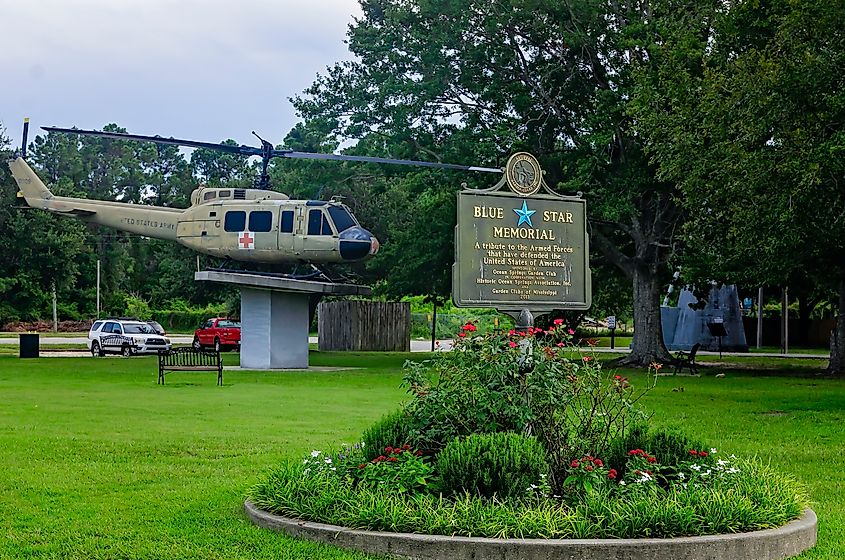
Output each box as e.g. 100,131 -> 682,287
618,265 -> 673,367
827,277 -> 845,375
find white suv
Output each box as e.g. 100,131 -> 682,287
88,319 -> 172,357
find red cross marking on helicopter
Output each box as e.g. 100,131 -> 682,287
238,231 -> 255,250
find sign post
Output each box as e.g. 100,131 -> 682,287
607,315 -> 617,349
452,153 -> 591,327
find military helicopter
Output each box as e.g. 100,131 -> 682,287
8,121 -> 502,267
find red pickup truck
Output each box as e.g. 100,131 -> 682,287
193,318 -> 241,352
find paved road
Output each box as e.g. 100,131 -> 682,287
3,333 -> 827,359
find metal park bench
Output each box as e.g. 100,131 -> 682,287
157,347 -> 223,386
673,343 -> 701,375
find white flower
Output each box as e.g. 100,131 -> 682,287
678,472 -> 686,480
310,450 -> 321,458
324,457 -> 332,464
303,459 -> 309,464
620,480 -> 627,486
690,464 -> 701,471
710,448 -> 718,454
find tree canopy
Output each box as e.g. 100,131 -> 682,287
629,0 -> 845,372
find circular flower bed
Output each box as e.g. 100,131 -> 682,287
249,322 -> 808,541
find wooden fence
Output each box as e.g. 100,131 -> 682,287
318,301 -> 410,352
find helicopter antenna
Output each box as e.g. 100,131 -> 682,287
41,126 -> 504,190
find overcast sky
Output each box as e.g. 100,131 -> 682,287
2,0 -> 361,151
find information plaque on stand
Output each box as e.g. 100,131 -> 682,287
453,153 -> 591,317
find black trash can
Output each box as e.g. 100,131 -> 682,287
19,333 -> 39,358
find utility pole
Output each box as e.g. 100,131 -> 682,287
96,259 -> 101,319
781,287 -> 789,354
756,287 -> 763,349
52,283 -> 58,333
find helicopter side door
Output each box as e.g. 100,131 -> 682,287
278,206 -> 297,260
297,204 -> 338,261
218,205 -> 279,262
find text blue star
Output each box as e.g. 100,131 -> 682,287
513,200 -> 536,227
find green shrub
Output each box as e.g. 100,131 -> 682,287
402,325 -> 654,492
606,424 -> 705,478
362,409 -> 413,461
249,456 -> 807,539
436,432 -> 548,499
151,299 -> 230,331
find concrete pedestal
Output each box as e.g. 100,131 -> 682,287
195,270 -> 371,370
240,288 -> 309,369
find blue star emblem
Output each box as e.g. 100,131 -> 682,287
513,200 -> 536,227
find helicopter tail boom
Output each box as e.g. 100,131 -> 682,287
9,157 -> 54,206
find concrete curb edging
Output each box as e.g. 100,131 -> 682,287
244,500 -> 816,560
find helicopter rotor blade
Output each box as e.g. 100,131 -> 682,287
41,126 -> 264,158
275,150 -> 503,173
42,126 -> 503,174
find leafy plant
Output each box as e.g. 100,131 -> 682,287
564,454 -> 615,495
620,449 -> 660,489
354,445 -> 434,495
361,409 -> 413,461
249,456 -> 808,539
607,424 -> 705,480
436,432 -> 548,499
402,321 -> 655,491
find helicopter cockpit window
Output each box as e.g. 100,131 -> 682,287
203,191 -> 216,201
280,210 -> 294,233
307,209 -> 333,236
328,206 -> 357,233
249,211 -> 272,232
224,211 -> 246,232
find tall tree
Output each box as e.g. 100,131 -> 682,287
293,0 -> 681,364
0,126 -> 89,322
630,0 -> 845,373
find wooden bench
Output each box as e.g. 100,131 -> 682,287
158,347 -> 223,386
673,343 -> 701,375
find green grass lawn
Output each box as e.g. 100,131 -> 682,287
0,353 -> 842,559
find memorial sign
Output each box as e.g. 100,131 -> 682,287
453,153 -> 591,316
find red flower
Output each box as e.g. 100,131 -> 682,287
689,449 -> 698,456
387,457 -> 397,462
568,328 -> 576,335
699,451 -> 709,457
385,446 -> 393,453
358,463 -> 367,469
570,459 -> 580,468
585,465 -> 594,472
508,329 -> 516,336
608,469 -> 618,480
414,450 -> 423,456
582,356 -> 593,362
647,456 -> 657,464
593,459 -> 603,467
402,444 -> 411,451
462,323 -> 477,332
376,455 -> 386,462
556,342 -> 565,347
614,375 -> 622,380
458,332 -> 466,338
509,341 -> 517,348
553,319 -> 564,326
